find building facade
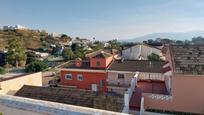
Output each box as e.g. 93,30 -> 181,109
142,45 -> 204,114
122,44 -> 162,60
60,51 -> 113,92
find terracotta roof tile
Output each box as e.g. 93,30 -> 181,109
15,85 -> 124,112
108,60 -> 165,73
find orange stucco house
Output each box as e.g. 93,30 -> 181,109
60,51 -> 113,92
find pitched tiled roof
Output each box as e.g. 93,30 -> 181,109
170,45 -> 204,75
92,51 -> 112,58
108,60 -> 165,73
161,44 -> 168,55
123,43 -> 161,51
15,85 -> 123,112
86,50 -> 112,58
60,60 -> 105,70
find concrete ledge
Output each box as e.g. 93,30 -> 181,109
0,94 -> 128,115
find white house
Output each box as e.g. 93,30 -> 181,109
3,25 -> 26,30
122,44 -> 162,60
35,52 -> 49,58
107,60 -> 165,95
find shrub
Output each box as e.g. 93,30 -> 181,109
62,48 -> 75,60
0,67 -> 6,74
148,53 -> 161,61
25,61 -> 48,72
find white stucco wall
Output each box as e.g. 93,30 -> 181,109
122,44 -> 161,60
108,72 -> 164,86
141,45 -> 161,59
0,72 -> 42,95
164,75 -> 171,94
0,105 -> 45,115
122,45 -> 140,60
108,72 -> 135,85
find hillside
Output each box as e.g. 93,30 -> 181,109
0,29 -> 71,51
0,29 -> 46,50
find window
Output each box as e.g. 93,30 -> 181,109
77,74 -> 83,81
65,74 -> 72,80
100,80 -> 105,87
118,73 -> 125,79
96,61 -> 100,66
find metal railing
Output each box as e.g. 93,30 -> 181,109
107,80 -> 130,88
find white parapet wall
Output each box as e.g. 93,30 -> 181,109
0,94 -> 129,115
122,72 -> 139,114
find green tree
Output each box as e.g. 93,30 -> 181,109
62,48 -> 75,60
74,50 -> 85,59
76,37 -> 80,40
148,53 -> 161,61
25,61 -> 48,72
61,34 -> 68,38
92,41 -> 103,51
108,39 -> 121,50
6,38 -> 27,67
0,67 -> 6,74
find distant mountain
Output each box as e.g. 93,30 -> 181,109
122,30 -> 204,42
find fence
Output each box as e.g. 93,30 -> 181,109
143,93 -> 172,101
138,73 -> 165,81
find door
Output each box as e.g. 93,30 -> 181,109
91,84 -> 97,91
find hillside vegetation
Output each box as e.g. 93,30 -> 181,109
0,29 -> 71,51
0,29 -> 45,50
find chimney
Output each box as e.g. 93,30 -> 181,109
75,58 -> 82,67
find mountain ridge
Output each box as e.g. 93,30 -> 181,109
121,30 -> 204,42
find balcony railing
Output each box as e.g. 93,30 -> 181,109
138,74 -> 165,81
143,93 -> 172,101
107,81 -> 130,88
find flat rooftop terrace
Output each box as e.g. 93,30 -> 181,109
129,80 -> 168,110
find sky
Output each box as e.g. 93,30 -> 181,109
1,0 -> 204,40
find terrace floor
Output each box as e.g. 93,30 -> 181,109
129,80 -> 168,110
